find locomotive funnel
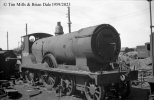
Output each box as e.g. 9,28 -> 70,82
55,22 -> 64,35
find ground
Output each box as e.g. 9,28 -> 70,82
0,81 -> 150,100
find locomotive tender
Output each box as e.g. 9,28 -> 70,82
21,23 -> 138,100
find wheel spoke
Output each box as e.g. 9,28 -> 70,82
41,77 -> 45,83
94,93 -> 100,100
95,90 -> 100,94
66,87 -> 71,93
47,76 -> 55,86
42,74 -> 58,90
86,85 -> 90,90
68,84 -> 73,89
92,95 -> 94,99
49,77 -> 55,83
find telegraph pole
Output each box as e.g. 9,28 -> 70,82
26,23 -> 28,35
147,0 -> 154,76
67,6 -> 71,33
7,31 -> 9,50
148,0 -> 153,34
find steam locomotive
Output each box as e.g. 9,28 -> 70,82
0,50 -> 17,80
21,23 -> 138,100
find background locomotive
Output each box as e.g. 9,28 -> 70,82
0,50 -> 18,80
21,23 -> 138,100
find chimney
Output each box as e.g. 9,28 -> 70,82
55,22 -> 64,35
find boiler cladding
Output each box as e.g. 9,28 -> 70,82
32,24 -> 121,65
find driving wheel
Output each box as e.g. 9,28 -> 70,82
25,71 -> 34,84
61,75 -> 75,96
44,74 -> 58,90
85,80 -> 105,100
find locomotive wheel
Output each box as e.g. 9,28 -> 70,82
36,72 -> 46,85
61,76 -> 75,96
25,71 -> 34,84
85,80 -> 105,100
36,72 -> 45,85
42,54 -> 57,68
118,81 -> 131,99
45,74 -> 58,90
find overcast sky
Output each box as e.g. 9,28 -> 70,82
0,0 -> 154,50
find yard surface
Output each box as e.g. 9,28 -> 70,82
1,81 -> 150,100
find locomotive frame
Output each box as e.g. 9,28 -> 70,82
20,26 -> 138,100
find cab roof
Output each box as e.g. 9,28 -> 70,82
22,33 -> 52,37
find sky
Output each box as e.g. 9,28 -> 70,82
0,0 -> 154,50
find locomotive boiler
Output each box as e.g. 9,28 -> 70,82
32,24 -> 120,71
21,23 -> 138,100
